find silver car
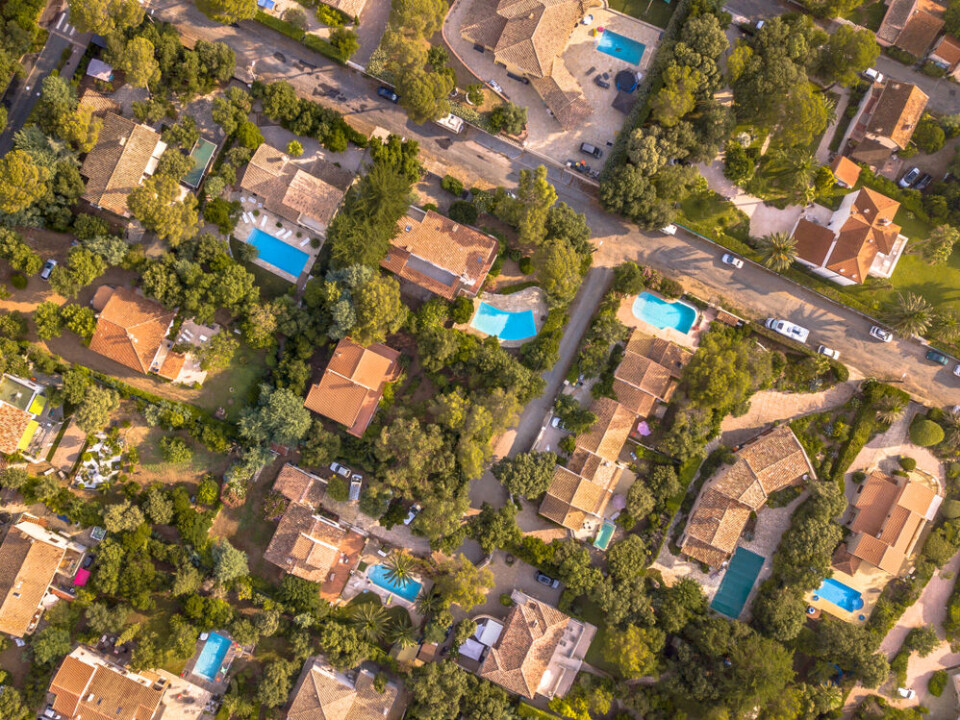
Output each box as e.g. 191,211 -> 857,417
721,253 -> 744,269
869,326 -> 893,342
817,345 -> 840,360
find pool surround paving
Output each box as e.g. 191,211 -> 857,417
458,287 -> 547,348
233,195 -> 322,288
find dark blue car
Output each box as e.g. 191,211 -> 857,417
377,86 -> 399,103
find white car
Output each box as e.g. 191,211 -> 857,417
487,79 -> 503,94
660,224 -> 678,235
550,416 -> 566,429
817,345 -> 840,360
869,325 -> 893,342
953,364 -> 960,377
896,687 -> 916,699
40,259 -> 57,280
403,504 -> 422,525
721,253 -> 744,269
765,318 -> 810,344
862,67 -> 883,83
329,462 -> 351,478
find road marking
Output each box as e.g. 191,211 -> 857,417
69,26 -> 75,36
55,14 -> 64,29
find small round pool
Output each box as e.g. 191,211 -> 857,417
631,292 -> 697,333
469,302 -> 537,341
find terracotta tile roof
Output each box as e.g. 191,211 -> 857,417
610,379 -> 658,416
878,0 -> 917,44
239,144 -> 346,230
264,503 -> 357,583
303,338 -> 400,437
574,397 -> 636,462
614,353 -> 675,403
849,187 -> 901,253
88,287 -> 176,375
851,471 -> 901,535
896,8 -> 944,57
865,82 -> 929,149
793,219 -> 836,267
683,488 -> 752,554
831,545 -> 863,576
383,208 -> 499,300
624,331 -> 692,379
79,87 -> 120,117
287,661 -> 401,720
737,424 -> 816,495
931,34 -> 960,67
848,533 -> 906,574
530,63 -> 592,131
0,403 -> 32,456
274,464 -> 327,506
479,592 -> 571,698
678,536 -> 730,569
0,522 -> 67,637
898,481 -> 938,515
539,465 -> 612,530
50,647 -> 165,720
322,0 -> 367,18
81,112 -> 163,217
850,138 -> 897,166
155,351 -> 185,381
830,155 -> 862,188
711,463 -> 767,511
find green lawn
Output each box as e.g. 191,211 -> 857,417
194,344 -> 267,420
228,237 -> 296,300
678,190 -> 753,255
608,0 -> 677,28
578,600 -> 619,675
844,0 -> 887,31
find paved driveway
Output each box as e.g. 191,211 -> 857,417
457,549 -> 563,623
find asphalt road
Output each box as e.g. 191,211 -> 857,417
150,0 -> 960,410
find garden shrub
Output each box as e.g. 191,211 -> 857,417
10,273 -> 27,290
519,256 -> 533,275
441,175 -> 464,196
929,669 -> 947,696
658,277 -> 683,298
451,297 -> 473,324
899,456 -> 917,471
910,416 -> 944,447
448,200 -> 478,225
327,475 -> 349,502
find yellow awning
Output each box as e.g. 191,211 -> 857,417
28,394 -> 46,416
17,420 -> 38,451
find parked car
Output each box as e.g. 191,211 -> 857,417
505,71 -> 529,84
721,253 -> 744,269
40,259 -> 57,280
896,688 -> 916,700
376,86 -> 399,103
862,67 -> 883,83
915,173 -> 933,191
660,224 -> 678,235
593,75 -> 610,89
535,570 -> 561,588
817,345 -> 840,360
765,318 -> 810,344
580,142 -> 603,159
348,477 -> 362,502
550,416 -> 566,429
926,348 -> 949,365
869,325 -> 893,342
487,79 -> 503,94
81,554 -> 95,569
898,167 -> 921,188
954,364 -> 960,377
403,503 -> 422,525
329,462 -> 351,477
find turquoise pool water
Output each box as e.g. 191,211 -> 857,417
814,578 -> 864,612
194,632 -> 231,680
247,227 -> 310,277
632,292 -> 697,333
710,547 -> 764,618
597,30 -> 646,66
183,138 -> 217,188
593,520 -> 616,550
470,302 -> 537,341
368,563 -> 423,602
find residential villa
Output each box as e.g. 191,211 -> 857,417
273,463 -> 327,507
790,187 -> 908,285
88,287 -> 207,385
0,374 -> 53,460
613,329 -> 692,415
829,155 -> 862,189
847,81 -> 929,168
460,0 -> 591,129
471,589 -> 595,700
876,0 -> 945,58
47,645 -> 209,720
679,425 -> 816,569
303,338 -> 401,437
80,111 -> 165,218
928,33 -> 960,79
839,469 -> 941,575
286,658 -> 405,720
0,515 -> 86,638
238,143 -> 351,236
381,207 -> 499,300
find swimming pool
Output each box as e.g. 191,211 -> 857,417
593,520 -> 616,550
597,30 -> 646,66
183,138 -> 217,188
368,563 -> 423,602
631,292 -> 697,333
247,227 -> 310,277
193,632 -> 231,680
814,577 -> 864,612
710,547 -> 764,619
469,302 -> 538,341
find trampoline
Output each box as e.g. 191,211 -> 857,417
615,70 -> 638,93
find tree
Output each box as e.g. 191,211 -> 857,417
469,502 -> 521,554
397,66 -> 453,124
386,615 -> 418,648
488,102 -> 526,135
160,436 -> 193,464
752,585 -> 806,642
118,37 -> 160,89
0,687 -> 31,720
258,659 -> 296,707
517,165 -> 556,246
461,679 -> 511,720
875,393 -> 907,425
911,224 -> 960,265
904,625 -> 940,657
86,602 -> 130,635
142,485 -> 174,524
34,301 -> 64,340
432,555 -> 494,611
211,539 -> 249,585
127,175 -> 200,246
910,415 -> 944,447
351,274 -> 407,345
350,601 -> 388,642
407,661 -> 473,720
0,150 -> 50,213
624,480 -> 655,524
818,25 -> 879,86
491,451 -> 556,499
724,142 -> 755,184
156,149 -> 195,181
317,621 -> 371,670
0,229 -> 43,275
607,535 -> 649,582
913,115 -> 946,154
199,0 -> 256,23
535,238 -> 581,306
759,231 -> 798,272
888,292 -> 934,337
238,384 -> 311,447
383,553 -> 417,589
50,248 -> 107,298
74,385 -> 120,433
103,500 -> 146,533
0,468 -> 29,490
330,28 -> 360,60
31,626 -> 73,666
61,367 -> 92,405
68,0 -> 143,34
286,140 -> 304,157
194,332 -> 238,371
299,421 -> 342,468
650,65 -> 700,126
602,625 -> 664,679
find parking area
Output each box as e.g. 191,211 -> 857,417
457,550 -> 564,622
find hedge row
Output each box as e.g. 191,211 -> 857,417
255,11 -> 348,64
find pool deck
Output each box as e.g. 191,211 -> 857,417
457,287 -> 547,348
616,290 -> 714,350
341,556 -> 430,618
804,565 -> 885,625
181,631 -> 249,694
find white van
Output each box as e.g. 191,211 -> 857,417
435,113 -> 464,134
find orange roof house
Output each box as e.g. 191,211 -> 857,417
88,287 -> 201,384
273,463 -> 327,507
790,187 -> 907,286
877,0 -> 944,57
0,373 -> 46,458
844,470 -> 941,575
476,589 -> 595,699
849,81 -> 929,168
286,659 -> 405,720
382,207 -> 499,300
460,0 -> 590,129
680,425 -> 815,568
830,155 -> 862,189
303,338 -> 401,437
930,34 -> 960,77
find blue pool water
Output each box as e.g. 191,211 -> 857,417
247,227 -> 310,277
593,520 -> 616,550
194,632 -> 231,680
632,292 -> 697,333
597,30 -> 646,66
710,547 -> 765,619
368,563 -> 423,602
814,577 -> 864,612
470,302 -> 538,341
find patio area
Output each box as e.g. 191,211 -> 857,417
233,196 -> 322,288
615,291 -> 713,350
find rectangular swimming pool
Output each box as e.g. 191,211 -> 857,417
597,30 -> 646,66
814,577 -> 864,612
631,292 -> 697,333
710,547 -> 764,619
193,632 -> 231,680
593,520 -> 616,550
183,138 -> 217,188
469,302 -> 537,341
368,563 -> 423,602
247,227 -> 310,277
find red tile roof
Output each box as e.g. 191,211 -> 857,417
88,287 -> 176,375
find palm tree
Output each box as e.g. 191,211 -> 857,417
887,292 -> 934,338
350,602 -> 387,643
385,616 -> 418,649
875,394 -> 907,425
759,232 -> 798,273
415,591 -> 442,617
383,553 -> 415,589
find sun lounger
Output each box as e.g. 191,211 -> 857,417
259,215 -> 267,227
299,237 -> 310,247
